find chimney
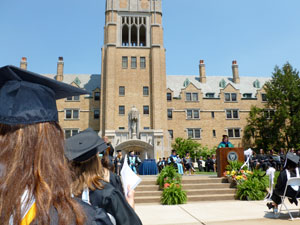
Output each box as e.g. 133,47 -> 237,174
232,60 -> 240,84
20,57 -> 27,70
199,60 -> 206,83
56,56 -> 64,81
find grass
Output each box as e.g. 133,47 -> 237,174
193,171 -> 217,175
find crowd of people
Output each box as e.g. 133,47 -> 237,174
0,66 -> 142,225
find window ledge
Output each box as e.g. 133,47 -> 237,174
228,137 -> 241,139
185,101 -> 199,102
226,118 -> 240,120
65,100 -> 80,102
186,118 -> 200,120
64,119 -> 80,121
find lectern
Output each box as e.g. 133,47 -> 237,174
216,148 -> 244,177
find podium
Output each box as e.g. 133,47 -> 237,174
216,148 -> 244,177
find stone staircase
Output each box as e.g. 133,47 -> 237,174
135,175 -> 236,204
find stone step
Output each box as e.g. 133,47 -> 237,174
186,188 -> 236,195
188,194 -> 236,202
181,178 -> 228,184
135,193 -> 236,204
135,191 -> 162,197
182,183 -> 231,190
136,185 -> 160,191
135,196 -> 161,204
139,180 -> 157,185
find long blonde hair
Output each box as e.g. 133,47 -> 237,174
71,154 -> 104,197
0,122 -> 85,225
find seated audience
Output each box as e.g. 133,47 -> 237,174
183,152 -> 195,175
257,149 -> 269,170
197,156 -> 206,172
205,155 -> 215,172
168,150 -> 184,175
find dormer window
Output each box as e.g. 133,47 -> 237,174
253,79 -> 261,88
219,79 -> 226,88
206,93 -> 215,98
243,93 -> 252,99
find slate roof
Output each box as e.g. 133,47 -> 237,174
42,73 -> 271,99
43,74 -> 101,93
166,75 -> 271,98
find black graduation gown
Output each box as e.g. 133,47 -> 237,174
32,198 -> 113,225
109,170 -> 124,195
271,168 -> 300,205
89,182 -> 142,225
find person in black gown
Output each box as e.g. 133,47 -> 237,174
65,128 -> 142,225
114,150 -> 124,175
267,152 -> 300,211
0,65 -> 111,225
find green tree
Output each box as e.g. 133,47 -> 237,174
171,137 -> 216,160
171,137 -> 201,159
243,63 -> 300,150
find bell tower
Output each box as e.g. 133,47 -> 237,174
100,0 -> 168,157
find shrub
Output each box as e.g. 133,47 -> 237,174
236,169 -> 268,200
225,160 -> 246,171
157,166 -> 181,189
161,183 -> 187,205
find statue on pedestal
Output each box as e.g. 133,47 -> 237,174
129,106 -> 139,139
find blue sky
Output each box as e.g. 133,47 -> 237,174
0,0 -> 300,77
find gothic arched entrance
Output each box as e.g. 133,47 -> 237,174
115,139 -> 154,160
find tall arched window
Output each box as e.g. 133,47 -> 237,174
139,25 -> 146,46
131,25 -> 138,46
122,25 -> 129,46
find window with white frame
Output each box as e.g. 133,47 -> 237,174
167,109 -> 173,119
185,92 -> 198,101
168,130 -> 174,139
143,86 -> 149,96
143,105 -> 149,115
227,128 -> 241,138
186,109 -> 200,119
94,92 -> 100,101
119,86 -> 125,96
122,56 -> 128,69
264,109 -> 275,119
64,129 -> 79,139
94,109 -> 100,119
187,128 -> 201,139
167,93 -> 172,101
66,96 -> 80,101
224,93 -> 237,102
140,57 -> 146,69
119,106 -> 125,115
65,109 -> 79,119
226,109 -> 239,119
261,93 -> 267,102
131,57 -> 137,69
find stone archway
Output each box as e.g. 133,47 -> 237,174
115,139 -> 154,160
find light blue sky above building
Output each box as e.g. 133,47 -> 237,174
0,0 -> 299,77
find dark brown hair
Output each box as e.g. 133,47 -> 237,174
0,122 -> 85,225
71,154 -> 104,197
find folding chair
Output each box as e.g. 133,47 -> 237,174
264,167 -> 276,201
278,177 -> 300,220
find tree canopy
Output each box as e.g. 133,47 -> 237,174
243,63 -> 300,150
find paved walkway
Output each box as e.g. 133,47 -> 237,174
135,200 -> 300,225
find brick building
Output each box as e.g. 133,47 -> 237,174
19,0 -> 270,159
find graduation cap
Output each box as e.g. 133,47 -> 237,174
65,128 -> 107,162
284,152 -> 300,168
0,65 -> 90,125
116,150 -> 122,153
